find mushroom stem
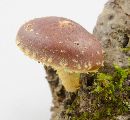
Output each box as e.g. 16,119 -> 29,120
57,70 -> 80,92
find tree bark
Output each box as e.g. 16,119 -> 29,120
45,0 -> 130,119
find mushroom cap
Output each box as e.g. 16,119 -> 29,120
16,16 -> 103,73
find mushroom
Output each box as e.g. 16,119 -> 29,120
16,16 -> 103,92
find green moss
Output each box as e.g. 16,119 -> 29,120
121,47 -> 130,52
128,57 -> 130,66
91,65 -> 130,119
66,96 -> 80,115
64,65 -> 130,120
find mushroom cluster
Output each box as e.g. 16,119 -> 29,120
16,16 -> 103,92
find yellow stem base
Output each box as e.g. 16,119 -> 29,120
57,70 -> 80,92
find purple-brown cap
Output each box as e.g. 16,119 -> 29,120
16,16 -> 103,73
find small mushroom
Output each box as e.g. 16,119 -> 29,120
16,16 -> 103,92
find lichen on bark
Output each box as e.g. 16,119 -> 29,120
44,0 -> 130,119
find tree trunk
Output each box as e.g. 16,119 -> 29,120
45,0 -> 130,119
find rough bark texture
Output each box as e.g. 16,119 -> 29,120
45,0 -> 130,119
93,0 -> 130,69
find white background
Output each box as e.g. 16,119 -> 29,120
0,0 -> 108,120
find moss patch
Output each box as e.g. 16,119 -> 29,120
63,65 -> 130,120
